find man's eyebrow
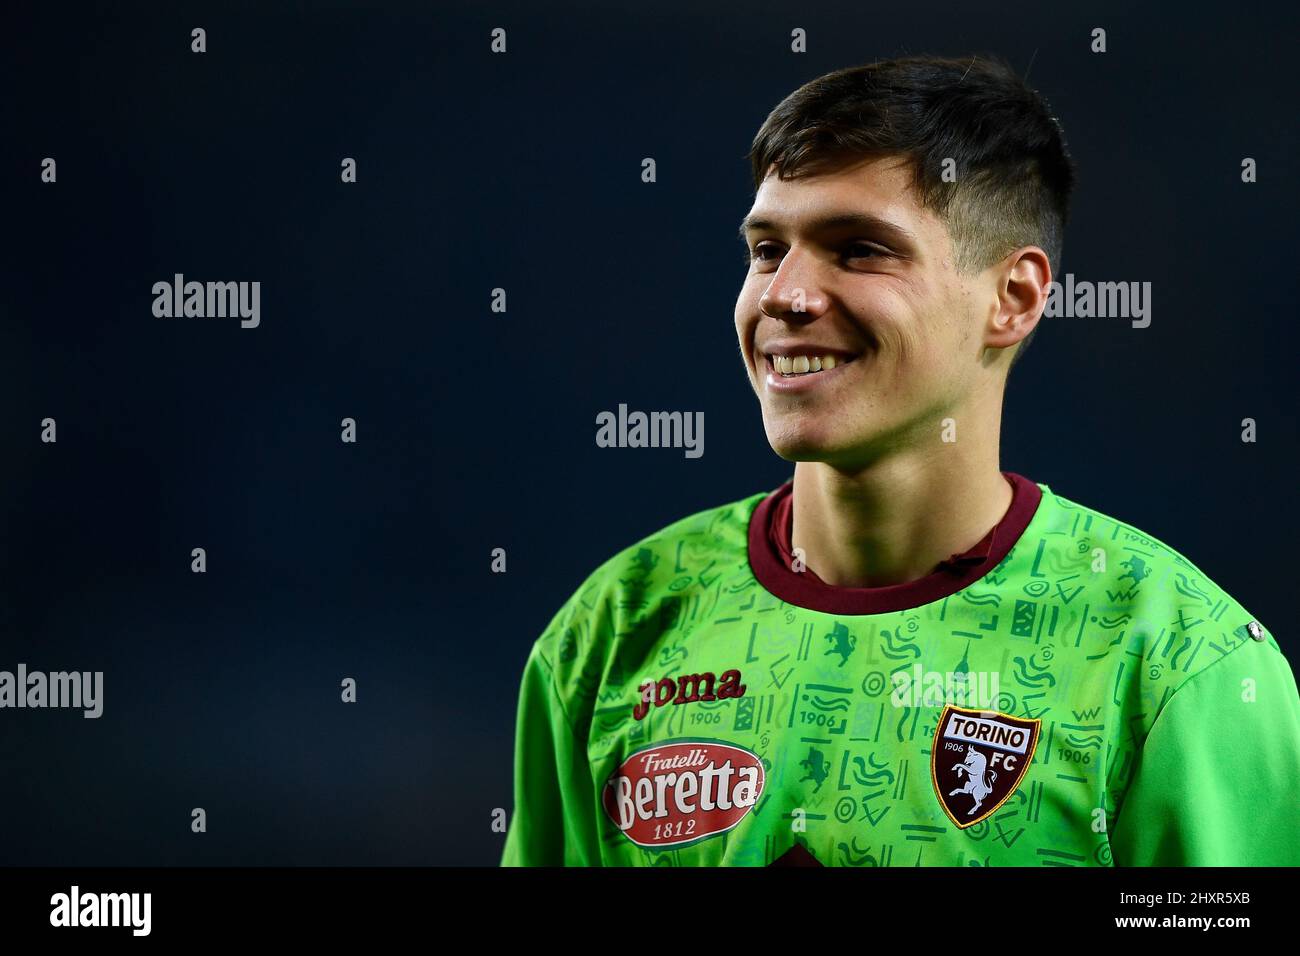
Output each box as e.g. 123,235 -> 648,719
737,212 -> 919,245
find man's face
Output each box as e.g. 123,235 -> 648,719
735,156 -> 994,471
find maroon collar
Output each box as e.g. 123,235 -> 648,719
747,471 -> 1043,614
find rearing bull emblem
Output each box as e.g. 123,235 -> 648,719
949,746 -> 996,814
931,705 -> 1040,828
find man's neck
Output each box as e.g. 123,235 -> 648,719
790,445 -> 1013,590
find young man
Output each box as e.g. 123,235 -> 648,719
501,55 -> 1300,866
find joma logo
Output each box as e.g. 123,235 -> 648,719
632,670 -> 746,721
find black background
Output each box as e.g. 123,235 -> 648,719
2,0 -> 1296,865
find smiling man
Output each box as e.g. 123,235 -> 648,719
502,55 -> 1300,866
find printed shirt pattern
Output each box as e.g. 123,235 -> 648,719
502,479 -> 1300,866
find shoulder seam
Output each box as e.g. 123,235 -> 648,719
1109,634 -> 1278,833
1150,635 -> 1267,730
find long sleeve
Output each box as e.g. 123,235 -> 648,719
501,644 -> 601,866
1109,637 -> 1300,866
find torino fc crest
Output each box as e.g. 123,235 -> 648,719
931,705 -> 1041,828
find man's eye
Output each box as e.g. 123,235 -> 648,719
845,242 -> 887,261
745,241 -> 888,268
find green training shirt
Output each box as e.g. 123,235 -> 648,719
501,474 -> 1300,866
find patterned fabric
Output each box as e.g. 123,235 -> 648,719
502,478 -> 1300,866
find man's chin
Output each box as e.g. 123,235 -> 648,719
764,419 -> 893,470
765,429 -> 854,465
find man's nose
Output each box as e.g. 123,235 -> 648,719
758,249 -> 828,322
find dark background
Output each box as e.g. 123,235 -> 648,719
1,0 -> 1295,865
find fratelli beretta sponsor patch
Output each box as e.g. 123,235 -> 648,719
602,739 -> 765,848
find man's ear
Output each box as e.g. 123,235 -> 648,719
988,246 -> 1052,352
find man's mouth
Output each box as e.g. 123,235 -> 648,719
764,352 -> 859,378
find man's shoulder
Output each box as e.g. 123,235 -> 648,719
531,487 -> 769,669
1033,482 -> 1281,681
1038,483 -> 1242,597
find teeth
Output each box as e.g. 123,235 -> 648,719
771,353 -> 846,376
